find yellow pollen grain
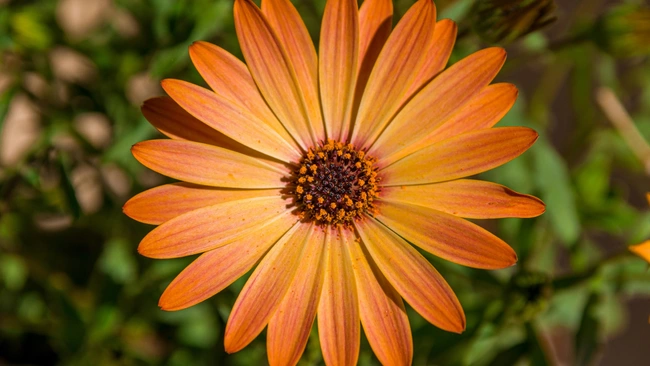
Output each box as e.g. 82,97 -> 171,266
296,186 -> 304,194
330,202 -> 337,209
317,197 -> 324,204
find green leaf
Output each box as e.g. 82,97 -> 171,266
58,153 -> 81,219
532,138 -> 581,245
575,153 -> 610,208
99,238 -> 138,284
575,293 -> 603,366
0,254 -> 28,291
487,342 -> 527,366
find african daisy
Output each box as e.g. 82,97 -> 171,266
124,0 -> 545,364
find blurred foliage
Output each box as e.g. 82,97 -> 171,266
1,0 -> 650,365
471,0 -> 557,44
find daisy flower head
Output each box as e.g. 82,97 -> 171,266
124,0 -> 545,364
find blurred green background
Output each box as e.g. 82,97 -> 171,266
1,0 -> 650,364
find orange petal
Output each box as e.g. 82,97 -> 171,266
142,97 -> 250,151
123,183 -> 281,225
318,227 -> 360,366
381,127 -> 538,186
234,0 -> 315,149
425,83 -> 518,145
351,0 -> 436,147
158,220 -> 296,311
353,0 -> 392,129
370,47 -> 507,163
346,229 -> 412,366
357,0 -> 392,74
188,41 -> 291,144
161,79 -> 299,162
261,0 -> 324,142
401,19 -> 457,100
131,140 -> 287,188
355,217 -> 465,333
224,222 -> 313,353
375,200 -> 517,269
138,197 -> 296,258
630,240 -> 650,263
380,179 -> 545,219
267,229 -> 327,366
319,0 -> 359,141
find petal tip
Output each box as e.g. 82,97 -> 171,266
188,40 -> 209,54
158,297 -> 177,312
224,333 -> 246,354
447,314 -> 466,334
482,46 -> 507,63
137,239 -> 162,259
160,78 -> 174,91
121,201 -> 132,216
130,143 -> 141,154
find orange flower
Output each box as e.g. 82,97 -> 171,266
124,0 -> 545,364
630,240 -> 650,263
630,194 -> 650,264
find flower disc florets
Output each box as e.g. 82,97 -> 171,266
292,139 -> 380,226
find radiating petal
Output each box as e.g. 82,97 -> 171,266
318,227 -> 360,366
346,229 -> 412,366
162,79 -> 299,162
142,97 -> 250,152
261,0 -> 324,142
188,41 -> 294,145
225,222 -> 313,353
138,197 -> 296,258
370,47 -> 507,164
425,83 -> 518,145
131,140 -> 287,188
375,200 -> 517,269
123,183 -> 281,225
319,0 -> 358,141
381,127 -> 538,186
234,0 -> 315,149
158,220 -> 296,311
353,0 -> 393,127
380,179 -> 545,219
357,0 -> 393,73
355,217 -> 465,333
630,240 -> 650,263
267,229 -> 326,366
401,19 -> 457,100
351,0 -> 436,147
188,41 -> 294,143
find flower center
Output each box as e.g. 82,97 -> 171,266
292,140 -> 380,226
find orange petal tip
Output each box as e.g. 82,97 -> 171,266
629,240 -> 650,263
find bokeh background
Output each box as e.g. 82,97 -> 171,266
1,0 -> 650,364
